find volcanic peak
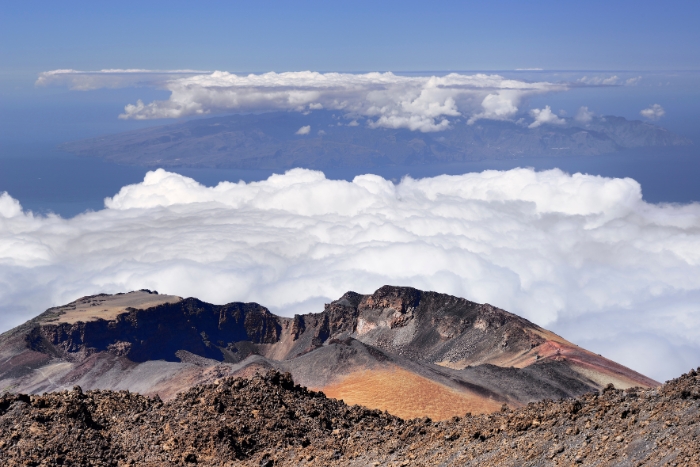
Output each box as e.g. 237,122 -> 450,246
0,285 -> 658,420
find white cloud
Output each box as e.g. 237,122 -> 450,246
39,69 -> 566,132
2,168 -> 700,381
575,106 -> 595,124
640,104 -> 665,120
578,75 -> 620,86
467,91 -> 522,124
625,76 -> 642,86
0,193 -> 22,218
528,105 -> 566,128
295,125 -> 311,135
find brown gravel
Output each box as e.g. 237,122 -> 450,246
1,369 -> 699,466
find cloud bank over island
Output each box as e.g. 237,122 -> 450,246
2,168 -> 700,380
38,69 -> 652,133
39,70 -> 571,132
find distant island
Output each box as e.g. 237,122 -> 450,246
61,110 -> 692,170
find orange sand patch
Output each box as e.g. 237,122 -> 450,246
318,366 -> 504,420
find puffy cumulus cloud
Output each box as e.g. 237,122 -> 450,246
35,69 -> 209,91
641,104 -> 665,120
575,106 -> 595,124
528,105 -> 565,128
2,168 -> 700,380
39,69 -> 566,132
295,125 -> 311,135
0,193 -> 22,218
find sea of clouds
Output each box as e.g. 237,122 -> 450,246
1,167 -> 699,381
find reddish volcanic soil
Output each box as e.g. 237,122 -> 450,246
319,366 -> 504,420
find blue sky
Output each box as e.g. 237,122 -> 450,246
2,0 -> 699,145
2,0 -> 699,82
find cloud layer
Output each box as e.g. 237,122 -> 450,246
36,69 -> 209,91
2,168 -> 700,381
38,70 -> 566,132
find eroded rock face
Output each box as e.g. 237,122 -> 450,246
0,286 -> 658,420
1,369 -> 699,466
30,299 -> 280,362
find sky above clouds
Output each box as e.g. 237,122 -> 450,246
3,2 -> 699,144
2,1 -> 699,78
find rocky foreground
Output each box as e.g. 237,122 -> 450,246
1,370 -> 699,467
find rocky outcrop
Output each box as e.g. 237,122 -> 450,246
0,369 -> 698,466
30,299 -> 280,362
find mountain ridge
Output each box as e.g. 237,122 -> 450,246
0,286 -> 658,420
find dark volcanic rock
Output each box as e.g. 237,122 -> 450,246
34,299 -> 280,362
1,369 -> 699,466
